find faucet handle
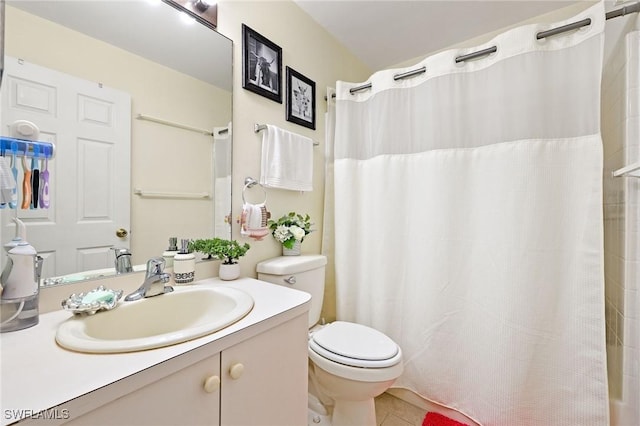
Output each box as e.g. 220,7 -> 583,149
112,247 -> 131,258
146,257 -> 166,275
112,247 -> 133,274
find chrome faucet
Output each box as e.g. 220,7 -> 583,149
112,247 -> 133,274
124,257 -> 173,301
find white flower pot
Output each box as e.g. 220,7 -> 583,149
219,263 -> 240,281
282,240 -> 301,256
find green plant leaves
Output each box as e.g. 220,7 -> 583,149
189,238 -> 250,264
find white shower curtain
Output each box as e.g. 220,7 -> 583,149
330,2 -> 609,425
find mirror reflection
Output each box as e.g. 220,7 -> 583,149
0,0 -> 233,286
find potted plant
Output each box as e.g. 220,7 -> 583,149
267,212 -> 312,256
189,238 -> 250,280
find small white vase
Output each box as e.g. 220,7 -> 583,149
282,240 -> 301,256
219,262 -> 240,281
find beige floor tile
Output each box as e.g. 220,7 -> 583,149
376,411 -> 389,426
380,413 -> 415,426
375,392 -> 395,422
375,392 -> 427,426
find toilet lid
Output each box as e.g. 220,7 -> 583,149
309,321 -> 401,368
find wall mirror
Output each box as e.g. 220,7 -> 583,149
0,0 -> 233,286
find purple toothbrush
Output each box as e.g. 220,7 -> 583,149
39,156 -> 50,209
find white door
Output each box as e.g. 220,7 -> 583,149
1,57 -> 131,279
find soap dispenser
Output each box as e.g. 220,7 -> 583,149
0,224 -> 44,333
173,239 -> 195,284
162,237 -> 178,268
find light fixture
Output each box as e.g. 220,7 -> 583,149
193,0 -> 212,12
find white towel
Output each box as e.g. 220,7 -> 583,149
0,157 -> 16,204
260,124 -> 313,191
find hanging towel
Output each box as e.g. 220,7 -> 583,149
0,157 -> 16,204
260,124 -> 313,191
240,202 -> 270,240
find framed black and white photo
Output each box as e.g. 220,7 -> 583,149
242,24 -> 282,103
286,67 -> 315,130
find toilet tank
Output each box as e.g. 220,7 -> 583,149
256,255 -> 327,328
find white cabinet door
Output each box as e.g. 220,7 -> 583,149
220,314 -> 309,426
39,316 -> 308,426
64,353 -> 221,426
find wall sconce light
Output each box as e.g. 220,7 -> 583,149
193,0 -> 211,12
165,0 -> 217,29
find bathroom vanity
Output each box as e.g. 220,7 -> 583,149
0,278 -> 310,425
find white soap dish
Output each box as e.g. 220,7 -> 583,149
62,286 -> 124,315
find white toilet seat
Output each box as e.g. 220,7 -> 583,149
309,321 -> 401,368
309,348 -> 403,383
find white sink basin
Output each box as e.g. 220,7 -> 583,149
55,286 -> 254,353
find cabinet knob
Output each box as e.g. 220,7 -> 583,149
229,363 -> 244,380
203,375 -> 220,393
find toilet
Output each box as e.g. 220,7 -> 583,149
257,255 -> 403,426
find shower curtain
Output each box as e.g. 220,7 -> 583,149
329,2 -> 609,425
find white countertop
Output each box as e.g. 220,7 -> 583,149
0,277 -> 311,425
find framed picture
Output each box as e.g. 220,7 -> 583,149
242,24 -> 282,103
285,67 -> 316,130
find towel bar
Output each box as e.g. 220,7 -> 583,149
254,124 -> 319,146
612,162 -> 640,178
136,114 -> 214,136
134,189 -> 211,199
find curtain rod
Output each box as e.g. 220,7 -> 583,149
330,1 -> 640,98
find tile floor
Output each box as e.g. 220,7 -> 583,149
375,392 -> 428,426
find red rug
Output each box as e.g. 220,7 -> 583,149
422,412 -> 469,426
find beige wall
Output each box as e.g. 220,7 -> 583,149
216,1 -> 371,322
4,6 -> 231,267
